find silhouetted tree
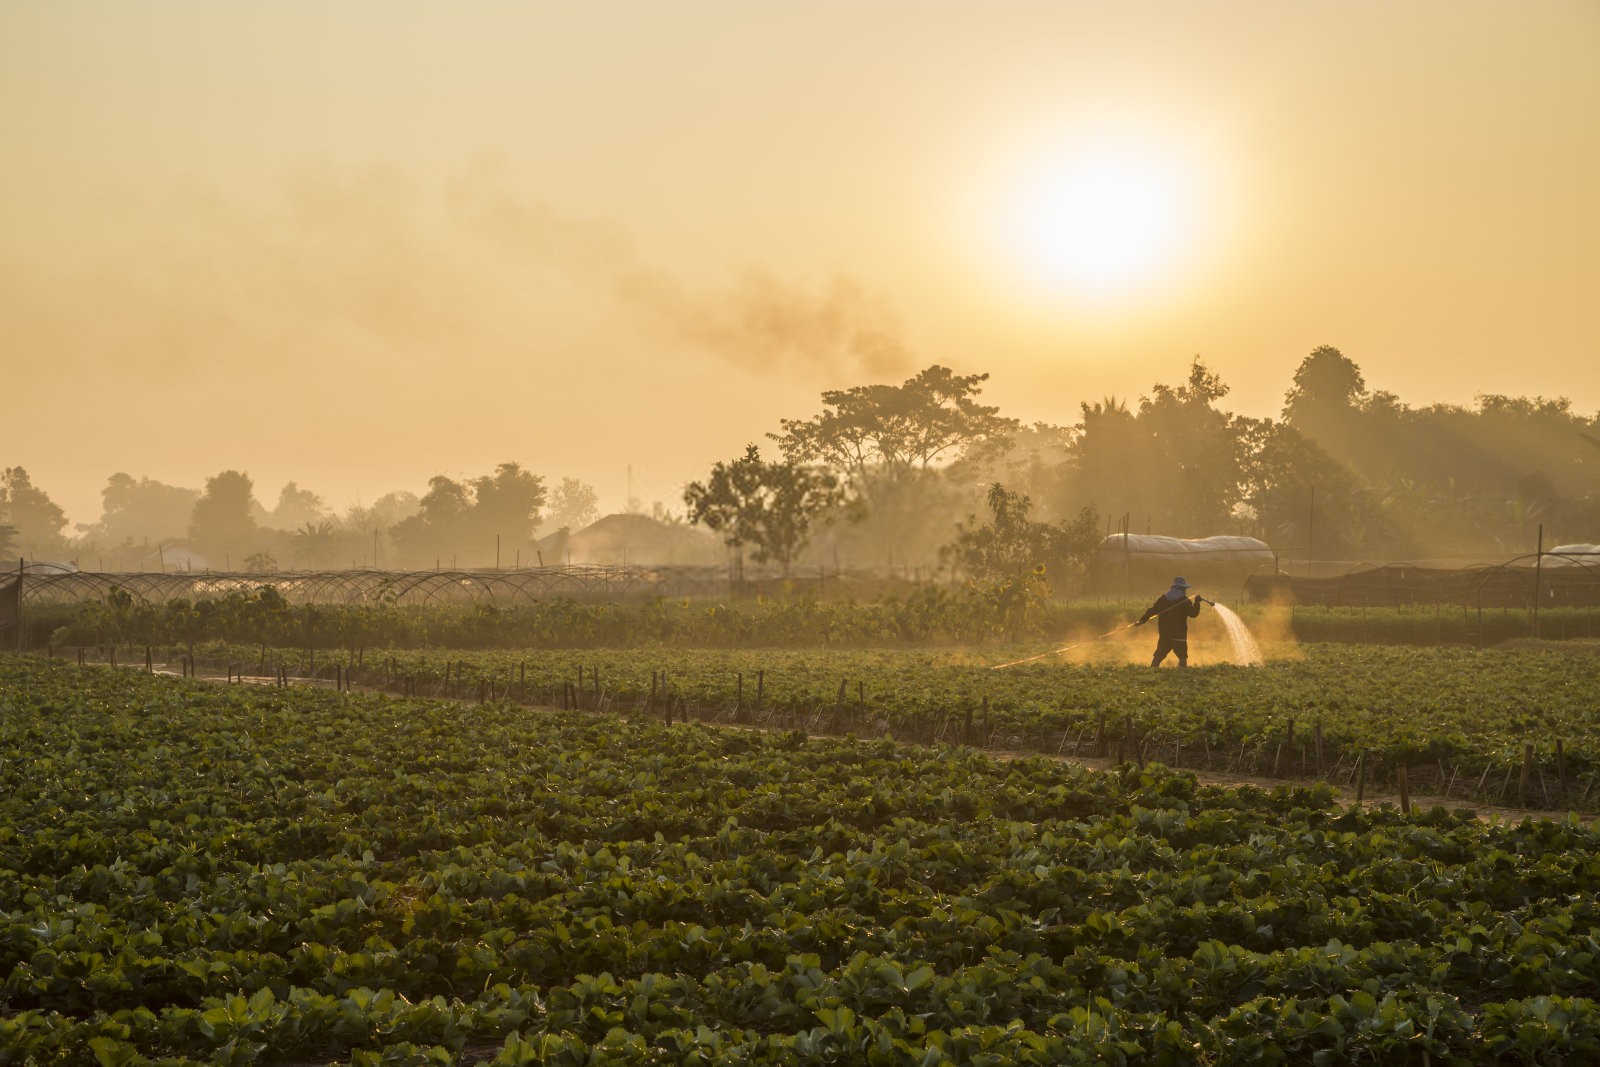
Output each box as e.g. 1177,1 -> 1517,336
189,471 -> 259,565
773,365 -> 1017,564
92,473 -> 200,548
469,463 -> 546,548
943,484 -> 1099,637
544,477 -> 599,532
1,467 -> 70,558
268,482 -> 329,530
1283,345 -> 1367,425
685,445 -> 844,575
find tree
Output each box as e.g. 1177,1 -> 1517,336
545,477 -> 599,532
1239,420 -> 1396,559
390,476 -> 471,562
772,365 -> 1017,563
1063,360 -> 1250,538
1283,345 -> 1367,425
470,463 -> 546,554
684,445 -> 844,575
1134,359 -> 1249,534
945,484 -> 1101,586
1,467 -> 70,558
345,491 -> 421,534
93,473 -> 200,547
773,365 -> 1017,485
189,471 -> 259,564
267,482 -> 329,530
291,521 -> 340,568
243,551 -> 279,574
942,484 -> 1100,638
0,524 -> 16,559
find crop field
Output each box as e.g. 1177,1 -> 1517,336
139,640 -> 1600,811
30,590 -> 1600,654
4,656 -> 1600,1063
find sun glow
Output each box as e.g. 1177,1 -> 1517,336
1015,149 -> 1185,297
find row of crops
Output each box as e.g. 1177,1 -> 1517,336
106,640 -> 1600,811
28,587 -> 1600,652
2,657 -> 1598,1062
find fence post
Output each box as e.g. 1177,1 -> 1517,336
1531,525 -> 1543,638
1557,739 -> 1567,804
1520,743 -> 1533,807
1354,751 -> 1366,808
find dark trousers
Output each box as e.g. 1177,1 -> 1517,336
1152,636 -> 1188,667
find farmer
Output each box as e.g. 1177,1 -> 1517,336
1136,576 -> 1205,668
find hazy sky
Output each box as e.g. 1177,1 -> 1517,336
4,0 -> 1596,527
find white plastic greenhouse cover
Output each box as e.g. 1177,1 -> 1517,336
1094,534 -> 1275,562
1546,544 -> 1600,566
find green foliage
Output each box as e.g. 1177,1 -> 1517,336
1,466 -> 70,558
387,463 -> 547,567
71,637 -> 1600,808
4,657 -> 1600,1062
946,484 -> 1100,586
188,470 -> 259,564
28,589 -> 1600,656
685,445 -> 845,573
944,484 -> 1099,638
773,365 -> 1019,565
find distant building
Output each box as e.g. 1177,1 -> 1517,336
535,514 -> 722,567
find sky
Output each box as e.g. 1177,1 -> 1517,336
3,0 -> 1597,528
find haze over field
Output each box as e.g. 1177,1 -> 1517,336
3,0 -> 1596,526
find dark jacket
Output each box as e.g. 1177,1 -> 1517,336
1139,593 -> 1201,639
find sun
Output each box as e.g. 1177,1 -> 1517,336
1017,151 -> 1183,296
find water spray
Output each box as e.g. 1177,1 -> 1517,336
990,592 -> 1262,670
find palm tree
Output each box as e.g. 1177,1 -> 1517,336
292,521 -> 338,569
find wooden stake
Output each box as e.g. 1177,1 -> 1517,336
1314,720 -> 1324,776
1520,743 -> 1533,807
1556,739 -> 1567,803
1354,751 -> 1366,807
1397,764 -> 1410,814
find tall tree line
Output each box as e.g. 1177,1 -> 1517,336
9,346 -> 1598,571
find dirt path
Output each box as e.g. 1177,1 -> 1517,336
120,658 -> 1595,825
